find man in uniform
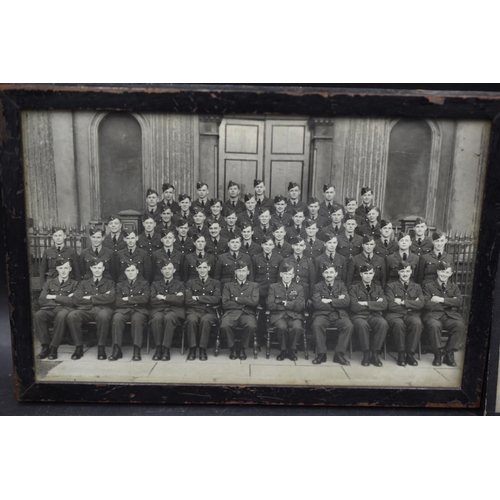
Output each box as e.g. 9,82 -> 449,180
267,263 -> 305,361
374,220 -> 398,259
303,219 -> 325,260
188,206 -> 210,239
422,261 -> 465,367
252,235 -> 284,306
285,209 -> 307,242
173,218 -> 195,255
205,220 -> 228,258
137,214 -> 163,257
319,184 -> 338,218
221,209 -> 242,241
347,235 -> 386,288
223,180 -> 245,215
34,257 -> 78,360
220,262 -> 259,360
271,195 -> 293,227
214,235 -> 254,285
344,197 -> 366,232
385,261 -> 424,366
360,207 -> 382,239
149,259 -> 185,361
207,198 -> 226,228
410,217 -> 434,257
154,206 -> 176,235
184,259 -> 222,360
272,223 -> 293,258
337,215 -> 363,259
109,263 -> 150,361
285,182 -> 308,215
240,223 -> 262,257
79,226 -> 115,282
253,179 -> 274,213
116,228 -> 152,283
252,208 -> 274,245
39,226 -> 81,284
416,231 -> 453,285
172,194 -> 194,224
386,233 -> 420,284
237,193 -> 259,228
305,197 -> 329,229
67,258 -> 116,361
144,188 -> 163,223
152,228 -> 184,281
349,263 -> 389,367
102,215 -> 127,262
318,204 -> 345,241
314,232 -> 348,284
192,181 -> 211,215
356,187 -> 378,222
159,182 -> 180,214
311,264 -> 353,365
183,233 -> 215,281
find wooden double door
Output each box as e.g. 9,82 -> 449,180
218,117 -> 311,200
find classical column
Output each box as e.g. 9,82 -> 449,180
309,118 -> 335,199
199,116 -> 222,198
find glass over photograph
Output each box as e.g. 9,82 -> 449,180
23,111 -> 490,388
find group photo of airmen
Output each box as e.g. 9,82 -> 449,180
34,179 -> 466,369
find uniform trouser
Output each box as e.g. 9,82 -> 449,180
185,313 -> 216,349
67,308 -> 112,347
273,316 -> 303,351
424,315 -> 466,352
312,315 -> 353,355
34,307 -> 71,348
387,315 -> 422,353
150,310 -> 181,348
111,311 -> 148,347
220,313 -> 257,349
353,316 -> 388,352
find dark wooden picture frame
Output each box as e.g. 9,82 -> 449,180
1,84 -> 500,407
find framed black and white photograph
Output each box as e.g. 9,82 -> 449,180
1,84 -> 500,407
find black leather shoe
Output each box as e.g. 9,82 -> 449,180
48,346 -> 58,360
97,346 -> 107,360
397,352 -> 406,367
108,344 -> 123,361
288,350 -> 298,361
361,352 -> 371,366
277,350 -> 287,361
161,348 -> 170,361
229,347 -> 238,360
432,350 -> 443,366
187,348 -> 196,361
406,353 -> 418,366
239,348 -> 247,360
152,346 -> 163,360
132,345 -> 141,361
199,348 -> 208,361
371,352 -> 383,367
312,353 -> 327,364
333,353 -> 350,366
443,350 -> 457,367
71,346 -> 84,360
37,344 -> 50,359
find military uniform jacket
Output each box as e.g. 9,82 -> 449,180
172,210 -> 194,225
282,256 -> 317,299
183,252 -> 216,281
185,277 -> 222,316
386,251 -> 420,283
304,238 -> 325,260
222,280 -> 259,318
116,247 -> 152,283
286,224 -> 307,242
38,277 -> 78,310
73,278 -> 116,310
311,280 -> 350,320
159,199 -> 180,214
337,232 -> 363,260
138,232 -> 163,256
422,280 -> 463,321
214,252 -> 254,284
191,198 -> 212,216
237,211 -> 260,228
152,248 -> 184,281
252,251 -> 284,295
347,253 -> 387,288
348,282 -> 387,319
174,236 -> 196,256
220,226 -> 242,241
314,252 -> 347,285
270,212 -> 293,228
359,222 -> 381,240
374,238 -> 399,258
188,223 -> 211,240
79,246 -> 115,281
223,199 -> 246,216
318,224 -> 345,241
384,280 -> 424,321
103,233 -> 127,255
143,207 -> 163,223
252,225 -> 274,245
267,281 -> 305,323
355,204 -> 381,223
255,196 -> 274,213
205,237 -> 229,258
115,279 -> 150,314
410,236 -> 434,257
285,200 -> 308,215
416,251 -> 454,285
319,200 -> 341,218
150,278 -> 185,319
154,221 -> 176,235
207,214 -> 227,228
273,240 -> 293,259
39,246 -> 81,283
241,240 -> 262,257
305,214 -> 330,230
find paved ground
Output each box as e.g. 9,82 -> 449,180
35,343 -> 464,388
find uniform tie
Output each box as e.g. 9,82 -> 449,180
201,278 -> 206,285
201,200 -> 205,207
349,235 -> 353,242
278,213 -> 282,219
213,238 -> 218,245
113,235 -> 117,244
441,282 -> 446,292
57,246 -> 62,252
328,203 -> 332,210
257,199 -> 261,205
249,211 -> 253,218
245,242 -> 250,251
296,226 -> 300,233
438,252 -> 442,260
129,280 -> 133,286
404,282 -> 408,291
60,279 -> 65,286
403,252 -> 407,261
180,238 -> 185,244
309,238 -> 314,246
371,224 -> 375,230
328,284 -> 333,292
95,279 -> 99,286
232,252 -> 237,259
384,240 -> 388,248
147,234 -> 152,240
198,252 -> 203,259
167,249 -> 171,257
266,253 -> 270,261
293,201 -> 297,206
150,209 -> 154,215
94,248 -> 99,256
232,201 -> 235,207
418,238 -> 422,245
277,243 -> 282,249
329,253 -> 334,262
366,284 -> 371,293
129,249 -> 133,256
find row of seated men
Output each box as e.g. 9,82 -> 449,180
34,254 -> 465,369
